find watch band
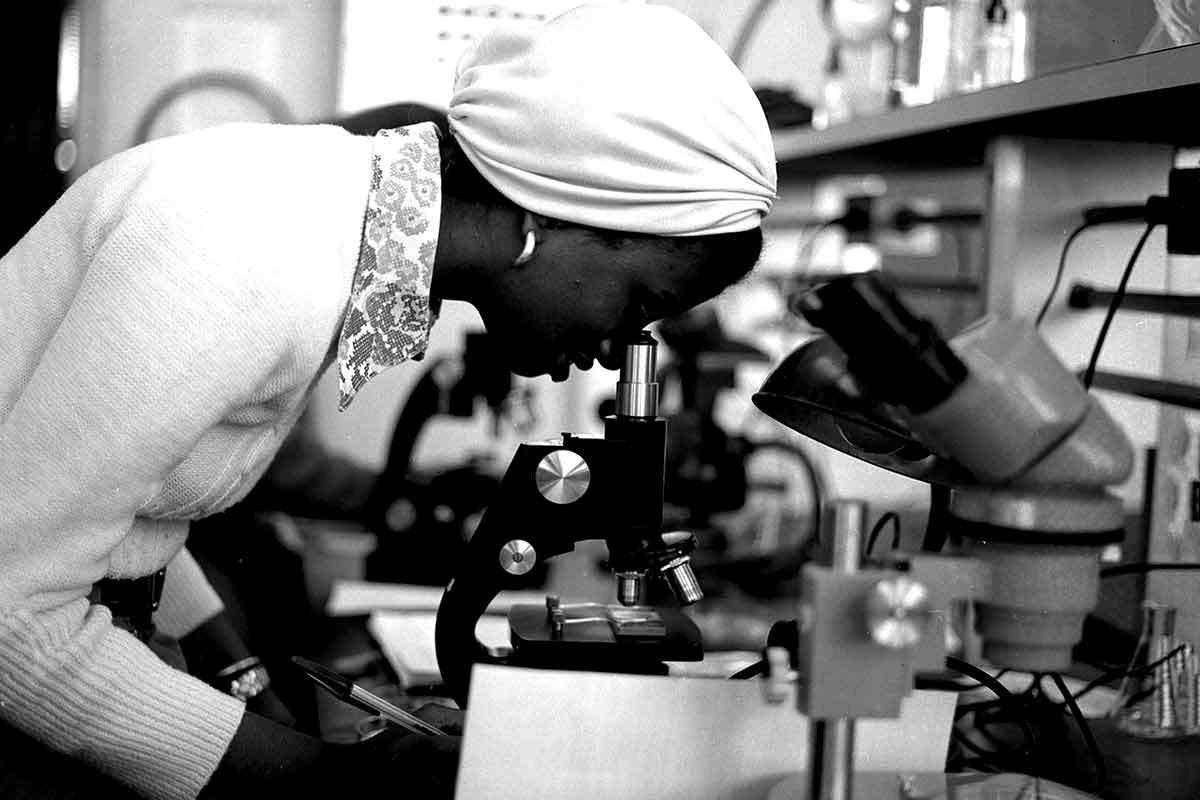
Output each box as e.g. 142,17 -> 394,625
215,656 -> 271,701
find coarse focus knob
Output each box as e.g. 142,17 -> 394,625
865,576 -> 932,648
535,449 -> 591,504
499,539 -> 537,576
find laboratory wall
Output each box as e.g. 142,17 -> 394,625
71,0 -> 341,175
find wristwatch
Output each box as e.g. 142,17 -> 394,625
215,656 -> 271,701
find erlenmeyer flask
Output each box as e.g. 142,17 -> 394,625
1110,601 -> 1200,739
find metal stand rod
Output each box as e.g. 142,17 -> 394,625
1069,283 -> 1200,319
808,719 -> 855,800
805,500 -> 866,800
1085,369 -> 1200,412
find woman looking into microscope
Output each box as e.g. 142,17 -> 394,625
0,4 -> 776,798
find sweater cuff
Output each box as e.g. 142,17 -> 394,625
155,547 -> 224,638
0,605 -> 244,800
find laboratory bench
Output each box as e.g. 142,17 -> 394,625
304,601 -> 1200,800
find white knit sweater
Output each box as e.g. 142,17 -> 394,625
0,123 -> 384,798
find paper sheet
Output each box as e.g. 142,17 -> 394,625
456,665 -> 957,800
325,579 -> 545,617
367,611 -> 511,686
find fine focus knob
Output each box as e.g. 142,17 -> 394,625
865,576 -> 932,648
535,449 -> 591,505
499,539 -> 537,576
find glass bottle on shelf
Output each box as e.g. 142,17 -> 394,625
975,0 -> 1014,87
813,45 -> 852,129
913,0 -> 953,103
888,0 -> 924,107
945,0 -> 982,94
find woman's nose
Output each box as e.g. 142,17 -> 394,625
597,339 -> 624,370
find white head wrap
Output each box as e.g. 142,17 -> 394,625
448,2 -> 777,237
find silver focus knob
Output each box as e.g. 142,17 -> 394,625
499,539 -> 537,576
535,449 -> 591,505
865,576 -> 932,648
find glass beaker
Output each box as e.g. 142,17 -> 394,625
1110,601 -> 1200,739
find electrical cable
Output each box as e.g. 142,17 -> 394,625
1036,221 -> 1099,326
729,660 -> 765,679
945,656 -> 1039,764
1049,671 -> 1108,793
1082,223 -> 1158,389
132,70 -> 294,147
1066,643 -> 1186,704
864,511 -> 901,558
728,0 -> 776,68
922,484 -> 952,552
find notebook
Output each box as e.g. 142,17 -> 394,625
367,610 -> 512,687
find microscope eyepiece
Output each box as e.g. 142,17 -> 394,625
615,331 -> 659,418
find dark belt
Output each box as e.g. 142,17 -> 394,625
88,569 -> 167,643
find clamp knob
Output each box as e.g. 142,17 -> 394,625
865,576 -> 932,648
499,539 -> 537,576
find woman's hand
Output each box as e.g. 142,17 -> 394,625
349,723 -> 462,797
203,709 -> 462,798
412,702 -> 465,736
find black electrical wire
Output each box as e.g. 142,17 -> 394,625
864,511 -> 901,558
922,484 -> 952,552
728,0 -> 776,69
729,660 -> 765,679
1082,223 -> 1159,389
1036,221 -> 1100,326
1066,643 -> 1186,704
1050,671 -> 1108,793
1100,561 -> 1200,578
945,656 -> 1040,764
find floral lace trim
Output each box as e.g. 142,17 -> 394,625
337,122 -> 442,410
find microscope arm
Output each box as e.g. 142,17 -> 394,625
436,333 -> 705,706
435,431 -> 673,706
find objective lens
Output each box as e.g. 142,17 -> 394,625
615,571 -> 645,606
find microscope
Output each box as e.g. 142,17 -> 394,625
750,270 -> 1134,799
435,332 -> 704,706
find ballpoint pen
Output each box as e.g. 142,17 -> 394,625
291,655 -> 447,737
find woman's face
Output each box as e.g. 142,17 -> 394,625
473,231 -> 731,381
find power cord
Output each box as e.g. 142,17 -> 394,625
1049,671 -> 1108,794
1063,643 -> 1186,705
1036,220 -> 1101,326
947,657 -> 1039,752
1037,194 -> 1172,327
945,656 -> 1041,774
864,511 -> 901,559
1082,223 -> 1159,388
